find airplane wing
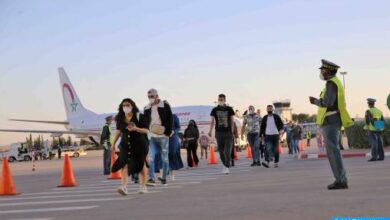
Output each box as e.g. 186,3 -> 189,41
9,119 -> 69,125
0,129 -> 99,136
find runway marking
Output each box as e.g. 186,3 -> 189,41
52,182 -> 201,191
0,206 -> 98,215
0,191 -> 161,201
24,186 -> 182,196
0,198 -> 130,207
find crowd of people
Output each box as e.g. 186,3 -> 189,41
97,60 -> 386,195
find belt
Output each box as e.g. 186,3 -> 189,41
325,111 -> 338,117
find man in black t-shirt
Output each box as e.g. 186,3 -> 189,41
209,94 -> 235,175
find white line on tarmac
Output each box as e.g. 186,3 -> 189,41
7,218 -> 52,220
0,191 -> 162,202
23,186 -> 182,196
0,206 -> 98,215
52,182 -> 201,191
0,198 -> 130,207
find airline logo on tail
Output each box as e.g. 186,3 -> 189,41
63,83 -> 78,112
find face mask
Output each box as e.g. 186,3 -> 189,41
249,109 -> 255,114
123,107 -> 132,114
319,73 -> 325,81
149,98 -> 156,104
218,101 -> 225,106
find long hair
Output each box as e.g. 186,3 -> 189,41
187,119 -> 198,130
115,98 -> 139,128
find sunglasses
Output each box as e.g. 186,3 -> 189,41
148,95 -> 155,98
122,104 -> 131,107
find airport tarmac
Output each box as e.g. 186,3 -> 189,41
1,148 -> 390,220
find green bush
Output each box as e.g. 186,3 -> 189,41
345,119 -> 390,149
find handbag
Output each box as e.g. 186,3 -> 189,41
151,124 -> 166,135
374,120 -> 385,131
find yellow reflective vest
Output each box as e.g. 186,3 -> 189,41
316,76 -> 354,128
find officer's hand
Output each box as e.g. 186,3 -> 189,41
309,96 -> 318,104
208,132 -> 212,137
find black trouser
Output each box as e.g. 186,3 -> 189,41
265,135 -> 280,163
216,132 -> 234,168
187,140 -> 199,167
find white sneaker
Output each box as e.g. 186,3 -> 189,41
117,186 -> 128,196
222,167 -> 227,174
225,167 -> 230,175
138,185 -> 148,194
171,175 -> 175,182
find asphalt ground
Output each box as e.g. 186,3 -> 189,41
1,148 -> 390,220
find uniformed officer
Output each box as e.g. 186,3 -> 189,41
364,98 -> 385,162
309,59 -> 354,190
101,115 -> 113,175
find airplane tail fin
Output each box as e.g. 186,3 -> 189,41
58,67 -> 96,119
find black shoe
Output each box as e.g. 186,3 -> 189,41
256,161 -> 261,166
368,158 -> 377,162
159,178 -> 167,186
378,158 -> 385,161
261,162 -> 269,168
146,179 -> 156,187
327,182 -> 348,190
231,161 -> 235,167
250,162 -> 256,167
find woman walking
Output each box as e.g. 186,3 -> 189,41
184,120 -> 200,168
111,98 -> 150,195
168,114 -> 184,181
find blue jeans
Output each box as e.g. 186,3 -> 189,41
322,125 -> 348,183
368,131 -> 385,160
247,133 -> 260,163
148,137 -> 169,180
103,149 -> 111,175
292,139 -> 300,155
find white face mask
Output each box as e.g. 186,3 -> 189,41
218,101 -> 225,106
149,98 -> 156,104
319,73 -> 325,81
249,109 -> 255,114
123,107 -> 132,114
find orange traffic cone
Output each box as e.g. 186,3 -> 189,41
208,145 -> 217,165
58,154 -> 77,187
0,157 -> 20,196
108,151 -> 122,180
233,147 -> 238,161
278,144 -> 283,154
246,145 -> 252,159
299,141 -> 305,153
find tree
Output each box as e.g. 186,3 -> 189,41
292,113 -> 317,123
66,136 -> 72,146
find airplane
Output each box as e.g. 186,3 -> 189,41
0,68 -> 215,145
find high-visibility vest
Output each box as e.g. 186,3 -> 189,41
316,76 -> 354,128
100,124 -> 112,145
364,107 -> 384,131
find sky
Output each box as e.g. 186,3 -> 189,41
0,0 -> 389,144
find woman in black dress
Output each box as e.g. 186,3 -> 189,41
111,98 -> 150,195
184,120 -> 200,168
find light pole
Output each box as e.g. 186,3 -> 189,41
340,71 -> 347,89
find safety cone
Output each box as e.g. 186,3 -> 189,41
208,145 -> 217,165
0,157 -> 20,196
299,141 -> 305,153
233,147 -> 238,161
246,145 -> 252,159
58,154 -> 77,187
278,144 -> 283,154
108,151 -> 121,180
